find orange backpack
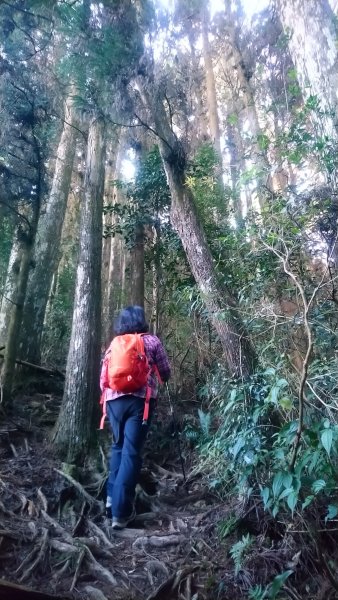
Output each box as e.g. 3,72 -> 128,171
99,333 -> 161,430
107,333 -> 149,393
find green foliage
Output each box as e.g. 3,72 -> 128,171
42,262 -> 76,367
56,0 -> 143,112
248,570 -> 293,599
230,533 -> 254,575
186,142 -> 228,224
104,146 -> 171,247
193,361 -> 338,519
217,514 -> 238,539
277,94 -> 337,174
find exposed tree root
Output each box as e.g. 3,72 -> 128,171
146,566 -> 198,600
84,585 -> 109,600
53,468 -> 103,509
85,545 -> 118,586
70,547 -> 85,591
19,527 -> 48,583
133,533 -> 186,551
1,411 -> 337,600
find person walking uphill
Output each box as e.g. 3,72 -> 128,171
100,306 -> 171,530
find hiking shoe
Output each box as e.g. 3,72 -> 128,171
105,496 -> 112,519
112,508 -> 136,530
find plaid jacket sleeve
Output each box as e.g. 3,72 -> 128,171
154,338 -> 171,382
100,350 -> 110,392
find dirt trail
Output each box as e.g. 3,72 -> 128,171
0,394 -> 233,600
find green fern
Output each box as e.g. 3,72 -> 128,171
198,409 -> 211,438
248,585 -> 267,600
218,515 -> 238,540
247,569 -> 293,600
230,534 -> 253,575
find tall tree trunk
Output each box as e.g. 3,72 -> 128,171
187,29 -> 209,145
0,235 -> 22,347
121,244 -> 132,307
227,121 -> 244,228
276,0 -> 338,264
129,142 -> 146,309
102,134 -> 119,340
41,157 -> 83,363
130,222 -> 145,307
276,0 -> 338,138
151,220 -> 162,336
222,2 -> 271,209
53,117 -> 106,463
201,5 -> 222,158
137,80 -> 257,377
1,202 -> 41,406
19,91 -> 78,363
105,138 -> 127,341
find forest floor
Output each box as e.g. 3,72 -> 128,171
0,388 -> 337,600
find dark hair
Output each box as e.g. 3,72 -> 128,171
114,306 -> 149,335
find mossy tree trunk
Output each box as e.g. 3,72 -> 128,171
1,203 -> 41,407
53,117 -> 106,463
137,79 -> 257,378
19,90 -> 78,363
0,235 -> 22,347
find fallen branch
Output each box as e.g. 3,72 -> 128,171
0,353 -> 65,378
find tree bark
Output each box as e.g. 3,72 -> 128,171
187,28 -> 209,145
106,137 -> 127,341
226,121 -> 244,228
53,117 -> 106,463
276,0 -> 338,264
121,244 -> 131,307
1,204 -> 40,406
222,2 -> 271,209
276,0 -> 338,138
102,135 -> 119,341
0,234 -> 22,347
201,5 -> 222,158
129,142 -> 146,309
137,80 -> 257,377
151,220 -> 162,336
130,221 -> 145,307
19,90 -> 78,363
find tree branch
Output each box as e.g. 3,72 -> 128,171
0,1 -> 52,23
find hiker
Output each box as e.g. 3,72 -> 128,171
100,305 -> 171,529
